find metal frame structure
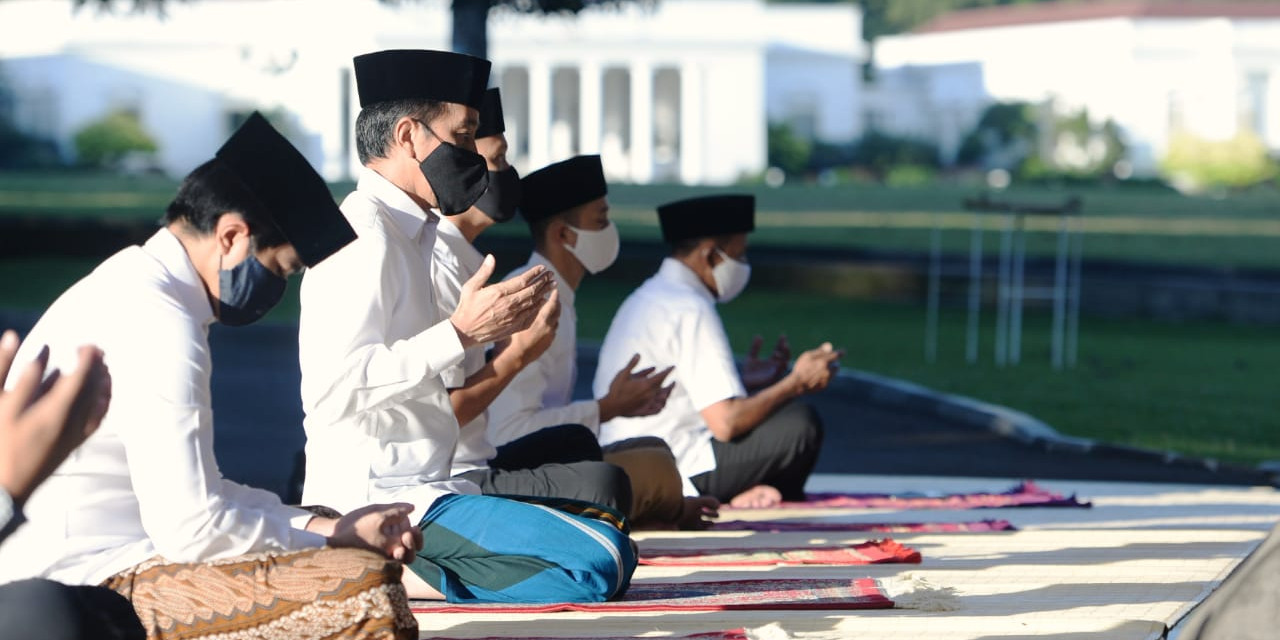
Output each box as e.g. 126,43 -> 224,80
926,194 -> 1083,369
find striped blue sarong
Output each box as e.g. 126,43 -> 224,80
410,493 -> 638,603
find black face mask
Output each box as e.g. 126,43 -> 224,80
472,166 -> 521,223
416,121 -> 489,216
217,253 -> 286,326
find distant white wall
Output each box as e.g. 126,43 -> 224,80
874,14 -> 1280,176
766,46 -> 861,144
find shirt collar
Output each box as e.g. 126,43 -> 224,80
143,227 -> 215,326
437,216 -> 484,268
356,168 -> 438,241
529,251 -> 576,308
657,257 -> 715,304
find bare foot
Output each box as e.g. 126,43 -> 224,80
729,485 -> 782,509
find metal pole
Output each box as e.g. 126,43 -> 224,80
926,216 -> 942,364
1010,215 -> 1026,365
995,213 -> 1014,367
966,215 -> 983,365
1051,213 -> 1070,370
1067,214 -> 1084,368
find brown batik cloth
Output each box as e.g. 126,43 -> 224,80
603,437 -> 685,527
102,546 -> 416,640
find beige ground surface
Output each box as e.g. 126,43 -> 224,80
415,475 -> 1280,639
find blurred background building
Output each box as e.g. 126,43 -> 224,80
1,0 -> 1279,187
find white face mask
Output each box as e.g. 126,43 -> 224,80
565,220 -> 620,274
712,248 -> 751,303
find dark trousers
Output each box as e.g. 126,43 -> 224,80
460,424 -> 634,516
0,579 -> 144,640
490,424 -> 605,469
690,400 -> 824,502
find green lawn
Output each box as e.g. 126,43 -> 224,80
3,254 -> 1275,467
3,172 -> 1279,467
4,172 -> 1280,268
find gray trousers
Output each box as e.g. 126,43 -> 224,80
458,424 -> 634,516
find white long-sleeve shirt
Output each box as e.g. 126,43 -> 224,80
0,229 -> 324,587
486,252 -> 600,448
594,258 -> 747,496
431,217 -> 497,474
298,170 -> 477,524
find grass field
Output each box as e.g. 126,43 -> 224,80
2,171 -> 1279,467
3,253 -> 1277,468
4,172 -> 1280,268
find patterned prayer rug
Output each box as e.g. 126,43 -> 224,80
740,480 -> 1090,510
431,631 -> 751,640
710,518 -> 1016,533
410,578 -> 893,613
638,538 -> 921,566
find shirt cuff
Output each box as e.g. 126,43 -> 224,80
410,320 -> 467,379
288,509 -> 331,549
0,488 -> 25,544
578,400 -> 602,435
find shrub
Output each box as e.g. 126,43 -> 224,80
73,109 -> 158,170
1160,130 -> 1277,193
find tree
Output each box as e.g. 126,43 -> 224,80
65,0 -> 650,61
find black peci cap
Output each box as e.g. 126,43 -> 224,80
520,155 -> 608,223
353,49 -> 491,109
475,87 -> 505,139
657,194 -> 756,244
214,112 -> 356,267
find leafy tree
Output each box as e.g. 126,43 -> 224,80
73,109 -> 158,169
767,121 -> 812,177
68,0 -> 651,60
955,101 -> 1036,171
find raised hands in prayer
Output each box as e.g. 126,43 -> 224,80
788,342 -> 844,395
496,288 -> 561,368
451,255 -> 556,348
0,330 -> 111,507
598,354 -> 674,422
741,334 -> 791,392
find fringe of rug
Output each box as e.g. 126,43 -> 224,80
745,623 -> 792,640
880,572 -> 962,611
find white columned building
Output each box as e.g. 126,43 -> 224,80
0,0 -> 865,184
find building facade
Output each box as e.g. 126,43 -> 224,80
0,0 -> 864,183
868,1 -> 1280,177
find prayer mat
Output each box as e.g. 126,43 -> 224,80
711,518 -> 1016,532
749,480 -> 1090,510
639,538 -> 921,566
431,631 -> 750,640
410,578 -> 893,613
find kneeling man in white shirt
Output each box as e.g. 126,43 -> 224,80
594,195 -> 842,509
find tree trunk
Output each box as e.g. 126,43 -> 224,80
451,0 -> 492,59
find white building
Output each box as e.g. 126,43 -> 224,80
868,1 -> 1280,176
0,0 -> 864,183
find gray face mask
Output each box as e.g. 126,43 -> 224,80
217,253 -> 286,326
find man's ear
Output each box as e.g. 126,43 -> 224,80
552,217 -> 575,248
214,212 -> 251,258
392,116 -> 421,158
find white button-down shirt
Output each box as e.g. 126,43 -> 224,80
299,170 -> 477,525
594,258 -> 746,496
487,253 -> 600,448
0,229 -> 324,587
431,217 -> 497,474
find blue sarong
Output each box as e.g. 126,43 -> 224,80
409,493 -> 637,603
